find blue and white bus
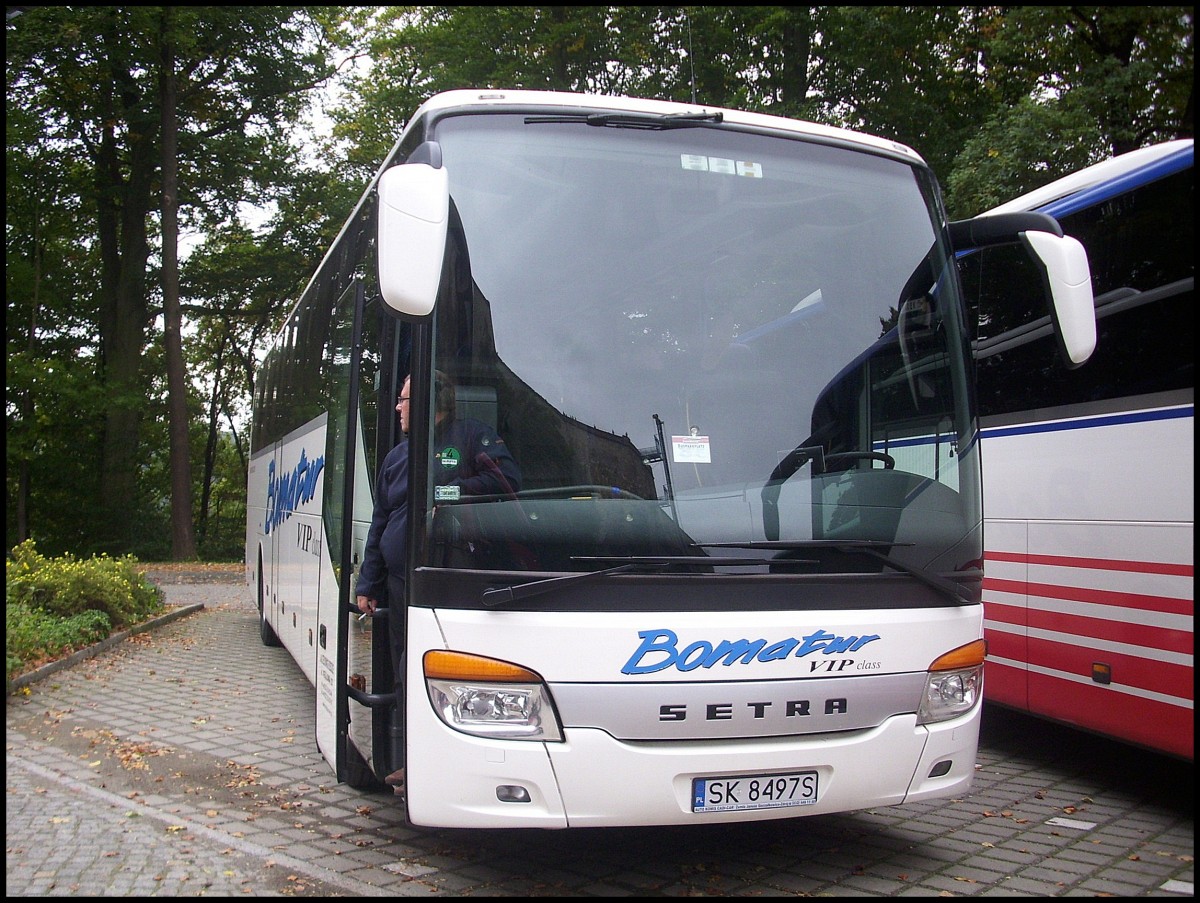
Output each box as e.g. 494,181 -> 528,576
959,139 -> 1193,760
246,89 -> 1095,828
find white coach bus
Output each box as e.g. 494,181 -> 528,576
246,89 -> 1096,827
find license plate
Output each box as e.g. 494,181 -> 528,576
692,770 -> 818,813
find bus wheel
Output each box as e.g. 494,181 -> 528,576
259,607 -> 281,647
258,565 -> 281,648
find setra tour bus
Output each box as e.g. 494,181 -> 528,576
246,89 -> 1096,828
958,139 -> 1194,761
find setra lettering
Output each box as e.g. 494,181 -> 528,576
657,698 -> 848,721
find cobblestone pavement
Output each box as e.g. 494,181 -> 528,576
7,574 -> 1194,896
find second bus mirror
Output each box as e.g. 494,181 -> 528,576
1019,230 -> 1096,367
377,162 -> 450,317
951,211 -> 1097,369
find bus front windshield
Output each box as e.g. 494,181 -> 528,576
422,111 -> 980,586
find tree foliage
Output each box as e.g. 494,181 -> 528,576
6,6 -> 1193,560
7,6 -> 339,557
946,6 -> 1194,215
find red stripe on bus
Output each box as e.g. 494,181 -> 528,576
981,599 -> 1027,626
1027,638 -> 1194,699
983,577 -> 1192,617
1027,609 -> 1194,655
984,604 -> 1193,656
983,660 -> 1028,710
982,628 -> 1026,661
986,549 -> 1193,577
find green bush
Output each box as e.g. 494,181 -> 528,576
7,540 -> 163,627
6,540 -> 165,688
6,603 -> 111,673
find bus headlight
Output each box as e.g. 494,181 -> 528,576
424,650 -> 563,741
917,639 -> 986,725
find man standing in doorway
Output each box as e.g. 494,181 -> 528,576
355,371 -> 521,794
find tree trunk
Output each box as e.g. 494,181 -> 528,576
160,8 -> 198,560
18,190 -> 43,543
95,186 -> 153,552
95,10 -> 154,553
200,330 -> 231,542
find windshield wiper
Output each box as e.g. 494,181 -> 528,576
482,561 -> 663,607
698,540 -> 979,605
524,110 -> 723,130
481,553 -> 814,607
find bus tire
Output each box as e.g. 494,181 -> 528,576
259,607 -> 281,647
258,562 -> 281,648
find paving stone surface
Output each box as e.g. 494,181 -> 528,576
7,572 -> 1193,896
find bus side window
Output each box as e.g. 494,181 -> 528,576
963,163 -> 1195,418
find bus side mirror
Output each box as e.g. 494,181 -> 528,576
376,161 -> 449,317
950,211 -> 1096,368
1018,230 -> 1095,367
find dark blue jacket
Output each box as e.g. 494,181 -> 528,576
355,417 -> 521,602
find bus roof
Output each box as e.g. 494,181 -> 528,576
983,139 -> 1194,217
409,88 -> 926,166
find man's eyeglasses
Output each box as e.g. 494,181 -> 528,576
397,396 -> 410,405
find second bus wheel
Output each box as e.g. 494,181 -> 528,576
258,564 -> 281,648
